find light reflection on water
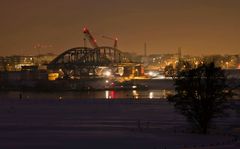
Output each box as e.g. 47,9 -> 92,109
1,89 -> 239,100
105,90 -> 173,99
0,90 -> 175,100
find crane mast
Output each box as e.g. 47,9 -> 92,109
102,35 -> 118,49
83,27 -> 98,48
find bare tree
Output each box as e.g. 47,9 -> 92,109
168,62 -> 231,134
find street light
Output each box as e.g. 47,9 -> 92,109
226,62 -> 229,69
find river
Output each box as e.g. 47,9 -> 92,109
0,89 -> 239,100
0,90 -> 175,100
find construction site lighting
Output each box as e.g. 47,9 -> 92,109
104,71 -> 111,77
148,71 -> 158,77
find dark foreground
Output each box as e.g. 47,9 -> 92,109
0,98 -> 240,149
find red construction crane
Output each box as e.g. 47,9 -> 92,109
83,27 -> 98,48
102,35 -> 118,49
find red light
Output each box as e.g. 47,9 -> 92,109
110,91 -> 115,99
83,27 -> 87,32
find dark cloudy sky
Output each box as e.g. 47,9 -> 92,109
0,0 -> 240,56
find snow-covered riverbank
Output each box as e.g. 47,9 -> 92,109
0,98 -> 239,149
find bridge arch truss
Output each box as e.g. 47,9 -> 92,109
48,46 -> 132,77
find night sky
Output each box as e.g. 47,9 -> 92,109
0,0 -> 240,56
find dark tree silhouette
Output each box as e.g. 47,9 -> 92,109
168,62 -> 231,134
164,64 -> 175,78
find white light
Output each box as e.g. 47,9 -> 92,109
148,71 -> 158,77
132,85 -> 137,89
105,91 -> 109,99
105,80 -> 109,83
158,75 -> 165,79
149,71 -> 154,76
133,90 -> 139,99
149,92 -> 154,99
104,71 -> 111,77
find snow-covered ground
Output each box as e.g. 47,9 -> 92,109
0,98 -> 239,149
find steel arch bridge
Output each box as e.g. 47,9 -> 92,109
48,46 -> 132,77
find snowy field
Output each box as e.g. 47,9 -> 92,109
0,97 -> 240,149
